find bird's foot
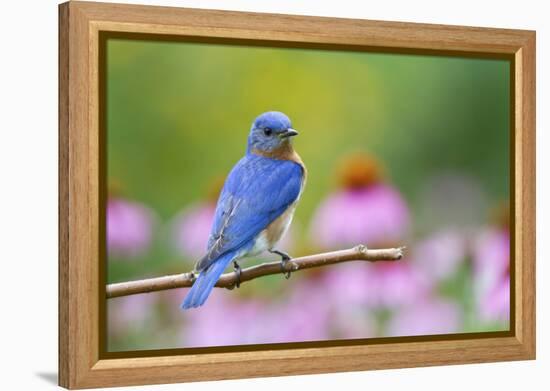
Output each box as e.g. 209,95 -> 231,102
233,261 -> 242,288
270,249 -> 292,279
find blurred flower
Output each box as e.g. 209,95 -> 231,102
362,262 -> 432,309
479,278 -> 510,323
172,202 -> 216,260
329,306 -> 376,339
181,281 -> 331,347
309,153 -> 410,249
171,177 -> 225,260
309,153 -> 426,333
472,227 -> 510,323
264,281 -> 331,343
310,186 -> 410,248
412,229 -> 467,282
107,197 -> 155,258
322,260 -> 431,311
180,291 -> 267,347
321,263 -> 374,306
387,298 -> 461,337
108,293 -> 156,336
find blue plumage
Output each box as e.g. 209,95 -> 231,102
181,251 -> 237,309
181,111 -> 305,309
199,156 -> 303,270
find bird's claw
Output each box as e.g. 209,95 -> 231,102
270,249 -> 292,279
280,258 -> 292,279
233,261 -> 242,288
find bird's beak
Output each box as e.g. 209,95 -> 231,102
280,128 -> 299,138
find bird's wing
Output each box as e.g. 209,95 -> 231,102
196,155 -> 303,271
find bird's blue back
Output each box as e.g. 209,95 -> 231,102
196,153 -> 304,271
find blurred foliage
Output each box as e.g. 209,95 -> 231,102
106,38 -> 510,352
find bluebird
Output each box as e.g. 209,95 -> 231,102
181,111 -> 306,309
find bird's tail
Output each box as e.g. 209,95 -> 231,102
181,251 -> 236,309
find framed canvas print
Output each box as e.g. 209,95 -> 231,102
58,1 -> 536,389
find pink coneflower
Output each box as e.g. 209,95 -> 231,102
412,229 -> 467,282
264,281 -> 331,343
322,260 -> 431,310
107,293 -> 156,337
172,177 -> 225,260
479,278 -> 510,323
329,305 -> 376,339
472,226 -> 510,324
180,280 -> 331,347
309,153 -> 410,249
172,202 -> 216,260
310,153 -> 420,312
107,197 -> 155,258
387,298 -> 461,337
180,291 -> 267,347
310,186 -> 410,248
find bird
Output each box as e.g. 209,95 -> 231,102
181,111 -> 306,309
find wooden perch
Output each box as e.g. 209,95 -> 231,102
106,245 -> 405,299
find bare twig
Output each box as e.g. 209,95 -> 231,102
106,245 -> 405,299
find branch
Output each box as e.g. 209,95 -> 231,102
106,245 -> 405,299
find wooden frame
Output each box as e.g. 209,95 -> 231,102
59,1 -> 536,389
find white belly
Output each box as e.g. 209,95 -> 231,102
248,203 -> 297,256
247,232 -> 272,257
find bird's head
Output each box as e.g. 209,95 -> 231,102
247,111 -> 298,153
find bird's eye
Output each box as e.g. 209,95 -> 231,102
263,127 -> 272,136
